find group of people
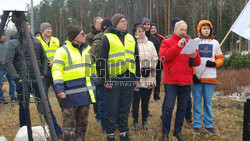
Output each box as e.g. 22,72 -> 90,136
0,12 -> 224,141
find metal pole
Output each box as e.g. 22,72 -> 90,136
0,11 -> 10,37
30,0 -> 34,35
239,36 -> 242,53
19,12 -> 57,141
248,40 -> 250,53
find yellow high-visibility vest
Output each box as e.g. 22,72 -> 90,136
52,40 -> 96,103
38,36 -> 60,61
105,33 -> 136,77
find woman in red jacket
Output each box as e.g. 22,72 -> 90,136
159,20 -> 201,141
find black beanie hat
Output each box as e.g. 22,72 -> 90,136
171,17 -> 183,28
101,18 -> 112,32
111,13 -> 126,28
67,25 -> 82,41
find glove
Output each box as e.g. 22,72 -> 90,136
205,60 -> 216,67
141,68 -> 151,78
188,58 -> 195,67
193,74 -> 201,83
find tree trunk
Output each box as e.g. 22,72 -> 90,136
149,0 -> 152,20
132,0 -> 136,24
217,0 -> 220,32
164,0 -> 167,34
219,0 -> 222,30
201,0 -> 203,19
192,0 -> 196,37
156,0 -> 159,30
146,0 -> 149,18
168,0 -> 170,35
80,0 -> 83,28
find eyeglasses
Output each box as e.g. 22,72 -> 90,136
119,20 -> 127,23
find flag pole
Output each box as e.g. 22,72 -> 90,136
198,29 -> 232,79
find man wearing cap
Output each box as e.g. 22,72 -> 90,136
99,13 -> 140,141
165,18 -> 194,126
166,18 -> 192,39
159,20 -> 201,141
37,22 -> 62,108
142,17 -> 161,102
52,25 -> 97,140
5,20 -> 62,137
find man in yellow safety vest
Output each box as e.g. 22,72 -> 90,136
52,25 -> 97,140
99,13 -> 140,141
37,22 -> 62,108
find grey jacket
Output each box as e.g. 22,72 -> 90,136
0,41 -> 7,70
4,34 -> 48,82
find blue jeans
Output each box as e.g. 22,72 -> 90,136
97,84 -> 106,130
192,83 -> 215,128
0,69 -> 16,99
162,84 -> 191,134
16,79 -> 62,134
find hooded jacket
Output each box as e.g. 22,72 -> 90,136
159,34 -> 201,85
195,20 -> 224,84
0,41 -> 7,70
4,34 -> 48,82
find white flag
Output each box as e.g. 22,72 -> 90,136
230,1 -> 250,40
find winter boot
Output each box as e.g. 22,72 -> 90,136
119,132 -> 133,141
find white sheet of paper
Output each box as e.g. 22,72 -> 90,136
180,39 -> 201,54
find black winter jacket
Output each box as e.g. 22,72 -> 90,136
4,34 -> 48,82
145,31 -> 161,54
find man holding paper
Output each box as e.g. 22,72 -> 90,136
159,20 -> 200,141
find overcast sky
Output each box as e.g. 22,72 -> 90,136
0,0 -> 41,15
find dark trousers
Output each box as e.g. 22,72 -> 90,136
154,63 -> 162,100
162,84 -> 191,134
105,84 -> 134,134
16,79 -> 62,134
132,88 -> 152,122
185,93 -> 192,120
93,88 -> 99,120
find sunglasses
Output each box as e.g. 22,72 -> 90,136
79,32 -> 85,36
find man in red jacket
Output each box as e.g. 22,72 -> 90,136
159,20 -> 201,141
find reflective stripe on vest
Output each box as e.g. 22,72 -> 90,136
38,36 -> 60,61
86,77 -> 96,103
61,42 -> 92,71
65,86 -> 96,95
61,40 -> 96,103
105,33 -> 136,77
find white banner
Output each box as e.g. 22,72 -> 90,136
230,1 -> 250,40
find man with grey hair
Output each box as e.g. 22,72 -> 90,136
159,20 -> 201,141
86,16 -> 103,124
